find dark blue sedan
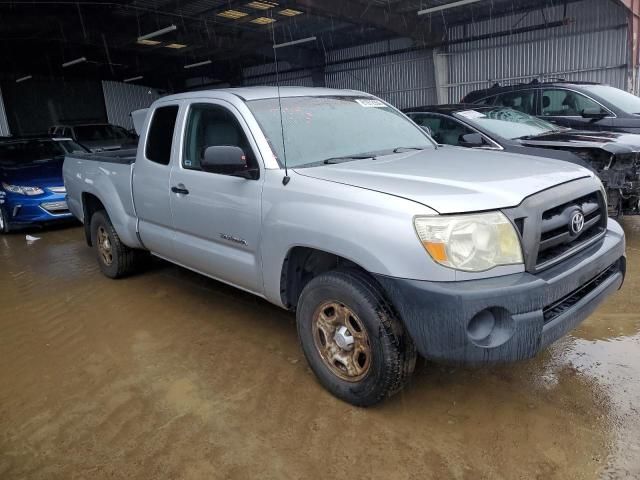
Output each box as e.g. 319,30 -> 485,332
0,137 -> 89,232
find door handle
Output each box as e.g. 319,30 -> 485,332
171,186 -> 189,195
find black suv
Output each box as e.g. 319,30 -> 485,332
461,80 -> 640,134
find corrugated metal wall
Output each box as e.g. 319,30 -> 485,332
102,81 -> 163,130
242,61 -> 315,87
325,38 -> 437,109
239,0 -> 629,107
0,85 -> 10,136
445,0 -> 629,102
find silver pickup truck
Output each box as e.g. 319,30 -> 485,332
63,87 -> 626,406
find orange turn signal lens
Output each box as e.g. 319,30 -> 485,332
423,242 -> 448,263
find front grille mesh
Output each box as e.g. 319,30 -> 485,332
543,262 -> 619,323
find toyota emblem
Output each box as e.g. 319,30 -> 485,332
570,211 -> 585,235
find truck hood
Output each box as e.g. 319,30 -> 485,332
0,158 -> 65,187
519,130 -> 640,155
293,148 -> 591,214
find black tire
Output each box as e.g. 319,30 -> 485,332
90,210 -> 138,278
0,206 -> 9,233
296,270 -> 416,407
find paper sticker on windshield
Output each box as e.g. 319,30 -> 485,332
355,99 -> 386,108
457,110 -> 487,119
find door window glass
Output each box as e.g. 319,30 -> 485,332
541,89 -> 606,116
495,90 -> 535,114
408,113 -> 475,146
145,105 -> 179,165
183,103 -> 257,173
474,95 -> 498,105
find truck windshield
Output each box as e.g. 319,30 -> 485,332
455,107 -> 560,139
75,124 -> 128,142
246,96 -> 433,168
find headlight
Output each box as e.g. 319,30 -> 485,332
414,212 -> 523,272
1,182 -> 44,196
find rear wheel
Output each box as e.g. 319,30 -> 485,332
297,270 -> 416,407
90,210 -> 139,278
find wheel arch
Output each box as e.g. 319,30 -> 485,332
81,192 -> 106,246
279,246 -> 379,311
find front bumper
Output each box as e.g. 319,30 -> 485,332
376,219 -> 626,364
0,190 -> 74,228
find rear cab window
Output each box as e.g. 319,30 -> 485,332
145,105 -> 179,165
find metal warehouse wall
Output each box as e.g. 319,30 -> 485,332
240,0 -> 628,108
242,62 -> 315,87
324,38 -> 437,109
445,0 -> 629,102
102,81 -> 163,130
0,86 -> 10,136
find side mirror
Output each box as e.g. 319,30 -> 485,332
581,107 -> 607,119
201,145 -> 256,179
459,133 -> 485,147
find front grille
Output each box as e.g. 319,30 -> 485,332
535,191 -> 607,269
501,179 -> 609,274
41,201 -> 69,215
543,262 -> 619,323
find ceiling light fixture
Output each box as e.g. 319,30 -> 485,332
137,39 -> 161,46
250,16 -> 276,24
16,75 -> 32,83
278,8 -> 302,16
62,57 -> 87,68
184,59 -> 212,69
273,36 -> 316,49
246,1 -> 277,9
217,10 -> 248,19
165,43 -> 187,49
137,24 -> 177,42
417,0 -> 483,15
124,75 -> 143,83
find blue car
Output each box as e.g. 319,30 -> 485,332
0,136 -> 89,232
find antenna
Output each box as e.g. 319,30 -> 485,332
270,20 -> 290,186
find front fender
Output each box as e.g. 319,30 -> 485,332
259,170 -> 448,306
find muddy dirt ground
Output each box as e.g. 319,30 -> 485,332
1,219 -> 639,480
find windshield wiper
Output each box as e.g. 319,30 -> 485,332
297,154 -> 376,168
392,146 -> 426,153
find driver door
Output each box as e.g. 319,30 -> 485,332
168,100 -> 264,294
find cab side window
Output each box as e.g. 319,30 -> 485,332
183,103 -> 258,174
409,113 -> 474,146
474,95 -> 498,105
541,89 -> 607,116
146,105 -> 179,165
495,90 -> 535,114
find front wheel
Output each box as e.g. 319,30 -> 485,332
297,270 -> 416,407
90,210 -> 139,278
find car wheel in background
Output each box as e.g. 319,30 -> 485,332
0,206 -> 10,233
296,270 -> 416,407
90,210 -> 139,278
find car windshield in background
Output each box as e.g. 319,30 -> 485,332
455,107 -> 560,139
247,96 -> 432,168
75,124 -> 127,142
582,85 -> 640,113
0,140 -> 71,165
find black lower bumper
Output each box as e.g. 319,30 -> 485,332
376,222 -> 626,364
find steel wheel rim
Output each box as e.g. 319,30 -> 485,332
312,301 -> 372,382
97,226 -> 113,266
